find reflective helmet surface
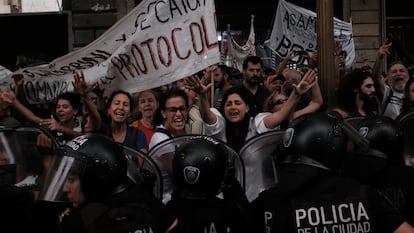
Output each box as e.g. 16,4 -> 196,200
0,126 -> 48,188
283,112 -> 347,170
0,127 -> 25,186
173,136 -> 228,199
357,115 -> 404,165
40,133 -> 127,203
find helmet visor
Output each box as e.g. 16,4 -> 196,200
0,131 -> 19,165
0,129 -> 39,187
39,152 -> 86,206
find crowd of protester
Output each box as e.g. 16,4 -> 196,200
1,39 -> 414,233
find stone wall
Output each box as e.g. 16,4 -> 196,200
67,0 -> 394,71
347,0 -> 383,69
66,0 -> 119,49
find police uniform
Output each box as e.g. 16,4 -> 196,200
61,182 -> 176,233
0,185 -> 34,233
345,160 -> 414,226
166,194 -> 248,233
249,165 -> 406,233
38,134 -> 177,233
344,115 -> 414,226
167,136 -> 250,233
371,166 -> 414,225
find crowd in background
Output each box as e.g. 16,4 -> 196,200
1,38 -> 414,233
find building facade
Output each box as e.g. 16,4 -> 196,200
0,0 -> 413,73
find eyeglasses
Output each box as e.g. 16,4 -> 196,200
165,106 -> 187,113
272,98 -> 288,107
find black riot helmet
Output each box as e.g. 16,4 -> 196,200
40,133 -> 127,203
173,136 -> 228,199
0,127 -> 34,187
356,115 -> 404,165
283,112 -> 348,171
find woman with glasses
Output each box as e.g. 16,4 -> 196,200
262,72 -> 323,129
187,69 -> 319,152
148,88 -> 190,203
149,88 -> 190,150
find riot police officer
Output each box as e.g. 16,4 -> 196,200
0,127 -> 36,233
343,115 -> 414,225
39,133 -> 177,233
249,112 -> 414,233
166,135 -> 250,233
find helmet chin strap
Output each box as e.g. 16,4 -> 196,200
353,148 -> 389,160
329,112 -> 389,160
341,120 -> 371,152
283,154 -> 332,171
111,177 -> 135,195
176,188 -> 212,200
327,111 -> 371,153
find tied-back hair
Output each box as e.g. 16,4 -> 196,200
216,64 -> 232,88
106,90 -> 134,112
153,88 -> 189,127
219,86 -> 255,151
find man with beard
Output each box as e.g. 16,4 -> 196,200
213,64 -> 233,109
380,61 -> 410,119
333,68 -> 380,118
240,56 -> 270,115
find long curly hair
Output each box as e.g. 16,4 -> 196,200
335,68 -> 380,116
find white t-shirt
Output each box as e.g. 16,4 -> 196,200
382,86 -> 404,119
204,108 -> 279,143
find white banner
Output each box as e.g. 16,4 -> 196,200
265,0 -> 354,68
229,15 -> 256,72
11,0 -> 220,104
0,65 -> 12,85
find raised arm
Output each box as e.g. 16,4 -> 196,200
262,69 -> 318,129
72,70 -> 101,132
187,75 -> 217,125
276,50 -> 296,75
41,114 -> 83,138
372,41 -> 392,96
9,86 -> 44,125
91,83 -> 106,113
292,75 -> 323,120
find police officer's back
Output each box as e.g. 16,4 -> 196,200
39,133 -> 177,233
0,127 -> 42,233
166,136 -> 249,233
343,115 -> 414,225
249,112 -> 414,233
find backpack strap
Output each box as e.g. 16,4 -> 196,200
131,126 -> 138,144
155,127 -> 172,138
381,89 -> 393,115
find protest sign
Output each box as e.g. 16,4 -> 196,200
265,0 -> 354,68
12,0 -> 220,104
